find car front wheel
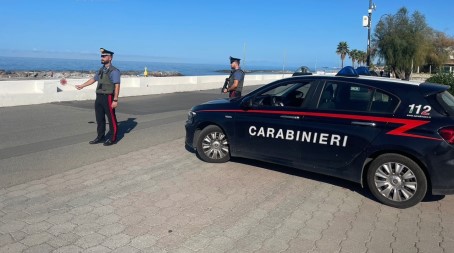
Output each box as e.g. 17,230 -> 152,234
367,154 -> 427,208
196,125 -> 230,163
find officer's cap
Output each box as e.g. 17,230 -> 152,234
100,48 -> 114,56
230,56 -> 241,64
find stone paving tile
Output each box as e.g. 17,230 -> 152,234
96,213 -> 121,226
0,220 -> 27,234
0,138 -> 453,253
53,245 -> 83,253
102,233 -> 131,249
0,233 -> 14,247
73,223 -> 102,237
83,245 -> 111,253
20,232 -> 54,247
23,243 -> 54,253
0,242 -> 27,253
21,221 -> 53,235
75,233 -> 106,249
48,222 -> 77,236
9,231 -> 28,243
97,223 -> 126,237
111,245 -> 139,253
130,234 -> 158,249
47,232 -> 80,248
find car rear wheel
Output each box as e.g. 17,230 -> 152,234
196,125 -> 230,163
367,154 -> 427,209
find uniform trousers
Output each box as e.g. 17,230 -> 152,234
95,93 -> 118,142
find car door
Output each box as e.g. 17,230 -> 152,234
299,80 -> 398,176
234,80 -> 318,167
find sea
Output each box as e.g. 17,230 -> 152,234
0,56 -> 296,76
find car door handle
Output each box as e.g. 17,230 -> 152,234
352,121 -> 376,127
280,115 -> 300,120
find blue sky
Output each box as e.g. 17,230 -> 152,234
0,0 -> 452,68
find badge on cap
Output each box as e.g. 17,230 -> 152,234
100,48 -> 114,56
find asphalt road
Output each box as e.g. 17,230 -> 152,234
0,86 -> 261,188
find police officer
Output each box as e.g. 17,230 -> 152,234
223,56 -> 245,98
76,48 -> 121,146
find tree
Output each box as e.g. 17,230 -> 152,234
348,50 -> 367,67
357,50 -> 367,66
336,42 -> 349,68
349,49 -> 359,67
373,7 -> 431,80
426,31 -> 454,71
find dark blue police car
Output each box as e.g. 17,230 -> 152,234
185,66 -> 454,208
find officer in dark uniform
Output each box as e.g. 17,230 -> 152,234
76,48 -> 121,146
223,56 -> 245,98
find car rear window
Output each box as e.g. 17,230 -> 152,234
370,90 -> 399,113
430,91 -> 454,116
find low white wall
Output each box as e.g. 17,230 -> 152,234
0,74 -> 291,107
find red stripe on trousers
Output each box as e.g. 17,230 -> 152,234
108,95 -> 117,142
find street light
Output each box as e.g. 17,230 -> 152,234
366,0 -> 376,67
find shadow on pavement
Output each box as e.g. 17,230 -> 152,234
116,117 -> 138,142
94,118 -> 138,142
228,157 -> 444,205
423,192 -> 445,202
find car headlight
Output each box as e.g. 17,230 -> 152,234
187,111 -> 197,124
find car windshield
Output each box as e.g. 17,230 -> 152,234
263,83 -> 298,96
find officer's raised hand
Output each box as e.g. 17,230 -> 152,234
75,78 -> 96,90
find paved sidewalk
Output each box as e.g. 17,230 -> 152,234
0,138 -> 453,253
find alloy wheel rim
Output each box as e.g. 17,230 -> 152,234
202,132 -> 229,159
374,162 -> 417,202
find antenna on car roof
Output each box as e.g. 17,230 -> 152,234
336,66 -> 359,77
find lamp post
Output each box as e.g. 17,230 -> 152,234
366,0 -> 376,67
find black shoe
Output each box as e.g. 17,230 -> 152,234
89,136 -> 104,144
103,139 -> 116,146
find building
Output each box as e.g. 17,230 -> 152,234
443,47 -> 454,73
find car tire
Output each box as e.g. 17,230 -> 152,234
366,154 -> 427,209
196,125 -> 230,163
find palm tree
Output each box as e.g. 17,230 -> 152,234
358,50 -> 367,66
349,49 -> 359,67
336,42 -> 350,68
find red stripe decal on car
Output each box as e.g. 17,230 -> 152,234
198,109 -> 442,141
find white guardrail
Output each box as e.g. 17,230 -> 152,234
0,74 -> 292,107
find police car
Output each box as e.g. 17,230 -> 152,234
185,66 -> 454,208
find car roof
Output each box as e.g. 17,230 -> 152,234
356,75 -> 422,86
284,74 -> 449,97
272,66 -> 449,96
287,74 -> 420,86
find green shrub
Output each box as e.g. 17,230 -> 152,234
426,72 -> 454,93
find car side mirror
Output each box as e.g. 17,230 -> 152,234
240,97 -> 253,109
